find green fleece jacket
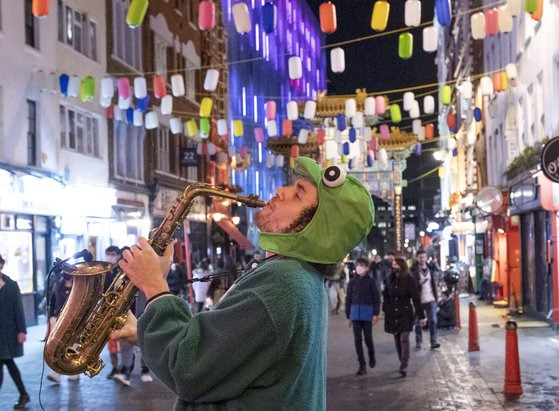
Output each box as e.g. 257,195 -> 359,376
138,257 -> 328,410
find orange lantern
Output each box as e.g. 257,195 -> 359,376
153,76 -> 166,98
319,2 -> 337,33
531,0 -> 543,21
290,145 -> 300,158
447,113 -> 456,129
425,123 -> 434,139
492,72 -> 503,92
282,119 -> 293,136
32,0 -> 50,17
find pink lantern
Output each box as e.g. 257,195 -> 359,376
265,100 -> 276,120
153,76 -> 166,99
198,0 -> 215,30
380,124 -> 389,140
485,8 -> 499,36
117,77 -> 130,99
254,127 -> 265,143
316,128 -> 326,145
106,105 -> 114,120
240,146 -> 248,158
290,145 -> 300,158
370,137 -> 378,151
375,96 -> 386,115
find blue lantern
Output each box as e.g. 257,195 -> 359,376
343,142 -> 350,155
435,0 -> 451,26
126,108 -> 134,124
137,95 -> 150,112
414,144 -> 422,156
337,114 -> 346,131
474,107 -> 482,122
59,74 -> 69,96
349,128 -> 356,143
262,2 -> 277,34
348,159 -> 353,170
366,154 -> 373,167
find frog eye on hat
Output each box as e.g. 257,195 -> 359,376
322,165 -> 346,187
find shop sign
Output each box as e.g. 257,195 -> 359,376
180,148 -> 198,167
541,136 -> 559,183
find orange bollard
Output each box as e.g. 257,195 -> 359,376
468,302 -> 480,351
454,292 -> 461,329
504,320 -> 523,395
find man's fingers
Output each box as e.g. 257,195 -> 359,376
138,237 -> 150,248
164,241 -> 175,259
122,249 -> 134,263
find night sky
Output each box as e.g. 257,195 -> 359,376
306,0 -> 441,214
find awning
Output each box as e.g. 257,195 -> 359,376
216,219 -> 255,250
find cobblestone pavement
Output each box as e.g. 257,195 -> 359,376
2,299 -> 559,410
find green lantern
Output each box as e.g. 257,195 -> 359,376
525,0 -> 538,13
79,76 -> 95,102
398,32 -> 413,60
200,118 -> 210,136
441,85 -> 451,105
126,0 -> 149,28
389,104 -> 402,123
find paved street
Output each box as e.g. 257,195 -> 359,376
2,299 -> 559,410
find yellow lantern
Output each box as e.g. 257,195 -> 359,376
199,97 -> 213,117
186,119 -> 198,137
233,120 -> 244,137
371,1 -> 390,32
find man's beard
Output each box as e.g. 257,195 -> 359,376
255,206 -> 317,233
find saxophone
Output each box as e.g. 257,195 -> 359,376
44,183 -> 266,377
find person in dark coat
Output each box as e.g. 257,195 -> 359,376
437,291 -> 455,329
383,257 -> 425,377
346,258 -> 380,375
0,254 -> 30,409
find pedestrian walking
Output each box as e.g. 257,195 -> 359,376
383,257 -> 425,377
411,249 -> 440,349
0,254 -> 31,409
345,258 -> 380,375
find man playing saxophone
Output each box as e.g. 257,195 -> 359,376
113,157 -> 374,410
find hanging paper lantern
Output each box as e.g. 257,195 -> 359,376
364,97 -> 376,116
507,0 -> 522,16
492,73 -> 503,92
298,129 -> 309,144
126,108 -> 134,124
378,148 -> 388,168
153,76 -> 166,99
267,120 -> 278,137
409,101 -> 420,119
375,96 -> 386,115
319,2 -> 337,33
161,95 -> 173,115
79,76 -> 95,102
404,0 -> 421,26
145,111 -> 158,130
32,0 -> 50,17
414,144 -> 422,156
254,127 -> 265,143
342,142 -> 350,156
345,99 -> 356,118
389,104 -> 402,123
353,112 -> 364,128
304,100 -> 317,119
474,107 -> 482,122
530,0 -> 543,21
290,145 -> 300,158
282,119 -> 293,136
330,47 -> 345,73
334,129 -> 342,143
412,119 -> 422,135
398,33 -> 413,59
506,63 -> 518,86
232,2 -> 251,33
287,101 -> 299,120
126,0 -> 149,28
233,120 -> 244,137
498,6 -> 513,33
480,76 -> 493,95
262,2 -> 277,33
461,81 -> 473,100
134,77 -> 147,99
171,74 -> 185,97
441,85 -> 451,105
117,77 -> 130,99
133,110 -> 143,127
380,124 -> 390,140
471,12 -> 486,40
48,72 -> 58,94
198,0 -> 215,30
266,154 -> 275,168
170,117 -> 182,134
118,96 -> 131,110
276,154 -> 285,167
317,128 -> 326,144
203,69 -> 219,92
114,106 -> 123,122
403,92 -> 415,111
67,75 -> 79,97
363,127 -> 372,142
349,128 -> 357,143
422,26 -> 437,52
501,72 -> 509,91
370,137 -> 378,151
371,1 -> 390,32
485,9 -> 499,36
423,95 -> 435,114
288,56 -> 303,80
100,96 -> 112,108
217,119 -> 228,136
228,145 -> 236,157
425,123 -> 434,139
417,126 -> 425,141
137,95 -> 150,112
106,105 -> 114,120
208,143 -> 216,155
99,77 -> 114,101
34,70 -> 47,92
447,113 -> 456,129
336,114 -> 346,131
199,97 -> 213,117
265,100 -> 276,120
525,0 -> 538,13
465,109 -> 474,125
435,0 -> 452,26
200,118 -> 210,137
197,143 -> 204,155
186,119 -> 198,137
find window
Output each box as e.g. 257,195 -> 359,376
113,120 -> 145,183
60,105 -> 100,157
156,128 -> 171,174
185,58 -> 197,100
58,1 -> 97,61
112,0 -> 142,70
24,0 -> 39,49
27,100 -> 37,166
153,33 -> 168,77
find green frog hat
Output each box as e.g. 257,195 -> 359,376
259,156 -> 375,264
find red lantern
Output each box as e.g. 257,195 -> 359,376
290,145 -> 300,158
32,0 -> 50,17
425,123 -> 434,139
484,8 -> 499,36
106,105 -> 114,120
319,2 -> 337,33
316,128 -> 326,145
282,119 -> 293,136
153,76 -> 166,98
447,113 -> 456,129
198,0 -> 215,30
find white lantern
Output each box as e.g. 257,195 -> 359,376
353,111 -> 364,128
403,92 -> 415,111
499,6 -> 513,34
412,119 -> 422,135
461,80 -> 473,99
204,69 -> 220,92
208,143 -> 216,155
363,126 -> 372,142
266,154 -> 275,168
378,148 -> 388,168
405,0 -> 421,27
228,145 -> 236,157
101,76 -> 114,99
298,129 -> 309,144
287,100 -> 299,120
417,126 -> 425,141
267,120 -> 278,137
288,56 -> 303,80
100,96 -> 112,108
34,70 -> 47,92
171,74 -> 185,97
345,98 -> 356,117
49,72 -> 58,94
506,63 -> 518,86
330,47 -> 345,73
217,118 -> 228,135
334,129 -> 342,143
304,100 -> 316,119
118,96 -> 131,110
145,111 -> 159,129
364,97 -> 376,116
276,154 -> 285,167
471,12 -> 486,40
170,117 -> 182,134
409,100 -> 420,118
507,0 -> 522,16
232,2 -> 251,33
422,26 -> 437,52
423,95 -> 435,114
160,95 -> 173,115
134,77 -> 147,99
114,106 -> 123,122
68,75 -> 80,97
480,76 -> 493,95
133,110 -> 143,127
